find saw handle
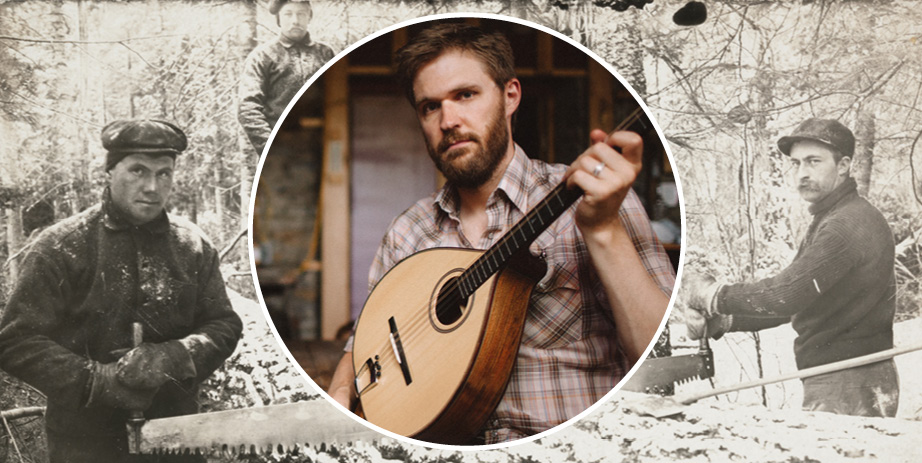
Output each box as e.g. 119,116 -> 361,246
127,322 -> 144,454
128,323 -> 144,420
698,337 -> 714,379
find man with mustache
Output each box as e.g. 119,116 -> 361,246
684,118 -> 899,417
238,0 -> 334,156
0,120 -> 243,462
327,23 -> 675,443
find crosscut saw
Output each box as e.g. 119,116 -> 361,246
622,338 -> 714,394
129,400 -> 382,456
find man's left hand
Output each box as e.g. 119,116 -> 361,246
117,341 -> 197,389
682,272 -> 722,317
686,307 -> 732,340
564,129 -> 644,234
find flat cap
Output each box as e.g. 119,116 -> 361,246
101,119 -> 187,171
268,0 -> 311,15
777,118 -> 855,158
101,119 -> 187,155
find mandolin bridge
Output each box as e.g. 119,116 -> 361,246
389,317 -> 412,385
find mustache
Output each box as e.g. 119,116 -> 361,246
437,130 -> 480,156
798,181 -> 819,192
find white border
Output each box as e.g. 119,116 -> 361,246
248,11 -> 686,453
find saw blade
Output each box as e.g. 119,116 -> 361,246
137,400 -> 382,455
622,351 -> 713,393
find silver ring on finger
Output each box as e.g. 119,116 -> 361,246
592,161 -> 606,178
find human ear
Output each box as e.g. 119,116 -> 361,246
504,78 -> 521,117
837,156 -> 852,177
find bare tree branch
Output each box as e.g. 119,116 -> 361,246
0,34 -> 181,44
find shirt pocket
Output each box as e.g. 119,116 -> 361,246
521,258 -> 584,350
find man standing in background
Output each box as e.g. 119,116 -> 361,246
238,0 -> 334,156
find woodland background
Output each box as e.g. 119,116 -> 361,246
3,0 -> 922,462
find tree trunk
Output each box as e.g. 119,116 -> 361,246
237,0 -> 259,252
78,0 -> 92,192
6,206 -> 24,281
853,110 -> 875,197
213,154 -> 225,239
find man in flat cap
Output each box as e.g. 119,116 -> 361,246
238,0 -> 334,156
684,118 -> 899,417
0,119 -> 243,462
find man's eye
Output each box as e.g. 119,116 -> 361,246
460,91 -> 474,99
157,171 -> 172,179
421,103 -> 438,114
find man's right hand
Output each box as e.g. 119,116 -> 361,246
117,341 -> 196,389
86,361 -> 158,411
328,352 -> 358,412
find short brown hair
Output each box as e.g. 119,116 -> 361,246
395,23 -> 516,104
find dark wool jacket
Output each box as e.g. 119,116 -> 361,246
717,177 -> 895,370
237,33 -> 334,154
0,194 -> 242,437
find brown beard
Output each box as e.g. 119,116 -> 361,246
425,101 -> 509,190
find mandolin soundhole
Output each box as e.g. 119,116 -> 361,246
435,276 -> 468,326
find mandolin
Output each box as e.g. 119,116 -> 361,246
351,108 -> 645,444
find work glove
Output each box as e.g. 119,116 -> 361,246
86,361 -> 158,411
117,340 -> 197,390
685,307 -> 732,341
681,272 -> 722,318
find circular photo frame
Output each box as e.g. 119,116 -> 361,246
250,12 -> 683,450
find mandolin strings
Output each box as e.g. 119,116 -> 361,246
360,106 -> 646,377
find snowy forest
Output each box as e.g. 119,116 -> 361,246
3,0 -> 922,462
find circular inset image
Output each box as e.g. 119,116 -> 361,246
251,14 -> 682,448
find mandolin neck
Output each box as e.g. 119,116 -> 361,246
454,106 -> 645,299
457,182 -> 583,298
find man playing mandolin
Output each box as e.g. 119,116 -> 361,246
328,22 -> 675,443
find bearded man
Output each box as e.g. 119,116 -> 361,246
326,23 -> 675,444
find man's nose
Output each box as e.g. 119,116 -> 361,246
440,101 -> 461,131
141,174 -> 159,192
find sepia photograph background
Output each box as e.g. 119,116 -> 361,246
2,0 -> 922,461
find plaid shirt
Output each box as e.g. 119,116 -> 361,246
351,146 -> 674,443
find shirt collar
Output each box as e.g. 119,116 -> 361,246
433,144 -> 531,218
494,145 -> 531,214
808,176 -> 858,216
279,32 -> 313,49
103,187 -> 170,234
